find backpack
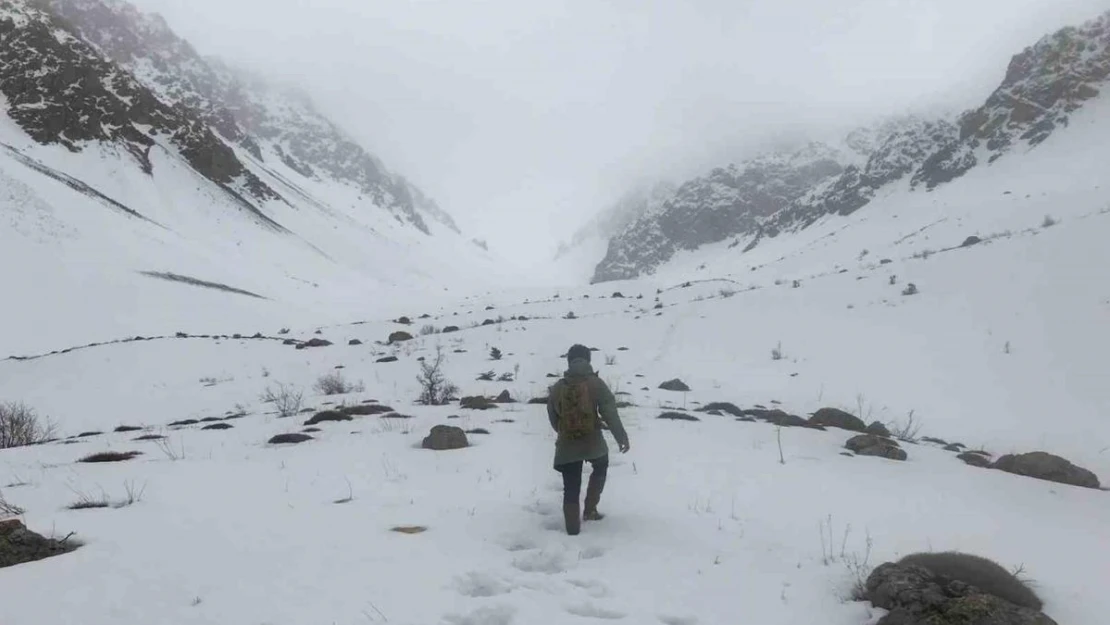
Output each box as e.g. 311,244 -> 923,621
554,377 -> 597,440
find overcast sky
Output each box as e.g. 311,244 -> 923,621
131,0 -> 1107,268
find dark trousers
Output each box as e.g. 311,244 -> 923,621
556,456 -> 609,505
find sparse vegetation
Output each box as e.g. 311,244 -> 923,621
891,410 -> 923,443
419,324 -> 438,336
313,371 -> 364,396
0,402 -> 58,449
604,354 -> 617,366
497,372 -> 514,382
902,283 -> 919,296
490,347 -> 503,361
771,341 -> 784,361
476,370 -> 496,381
260,382 -> 305,418
416,345 -> 460,406
0,489 -> 24,516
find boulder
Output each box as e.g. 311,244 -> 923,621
1,519 -> 79,569
387,331 -> 414,344
298,338 -> 333,348
845,435 -> 907,461
866,421 -> 892,437
348,339 -> 363,346
961,235 -> 983,247
422,425 -> 469,451
304,410 -> 353,425
992,452 -> 1100,489
658,412 -> 700,422
442,326 -> 460,333
460,396 -> 496,410
375,356 -> 399,363
340,404 -> 394,416
958,452 -> 992,468
495,390 -> 515,403
864,560 -> 1056,625
658,379 -> 691,392
809,407 -> 867,432
696,402 -> 744,417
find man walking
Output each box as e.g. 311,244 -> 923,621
547,344 -> 630,535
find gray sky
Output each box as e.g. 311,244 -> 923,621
132,0 -> 1108,268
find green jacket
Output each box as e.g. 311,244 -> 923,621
547,358 -> 629,468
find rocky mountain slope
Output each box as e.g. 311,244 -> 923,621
0,0 -> 506,355
592,9 -> 1110,283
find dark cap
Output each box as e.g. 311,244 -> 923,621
567,344 -> 591,362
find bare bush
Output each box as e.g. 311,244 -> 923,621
0,402 -> 57,449
417,345 -> 459,405
260,383 -> 305,417
314,371 -> 364,396
771,341 -> 784,361
419,324 -> 438,336
891,409 -> 923,443
0,489 -> 25,516
604,354 -> 617,366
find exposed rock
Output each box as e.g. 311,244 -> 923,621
340,404 -> 394,416
348,339 -> 362,346
809,407 -> 867,432
303,411 -> 353,425
422,425 -> 469,450
202,423 -> 233,430
113,425 -> 143,433
528,397 -> 548,405
395,316 -> 412,325
922,436 -> 950,446
465,428 -> 491,435
495,390 -> 515,403
268,433 -> 313,445
962,235 -> 983,247
1,519 -> 79,570
696,402 -> 744,417
944,443 -> 968,452
865,558 -> 1055,625
387,331 -> 413,344
866,421 -> 892,437
845,435 -> 907,461
442,325 -> 460,333
658,379 -> 691,392
299,338 -> 333,349
992,452 -> 1100,489
375,356 -> 399,363
955,452 -> 991,468
460,396 -> 496,410
658,412 -> 700,422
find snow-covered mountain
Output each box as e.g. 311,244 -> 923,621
591,10 -> 1110,283
0,0 -> 507,355
553,180 -> 675,277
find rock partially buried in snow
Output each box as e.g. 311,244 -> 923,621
1,518 -> 80,570
296,338 -> 332,349
495,390 -> 515,403
658,379 -> 691,392
348,339 -> 362,346
866,421 -> 892,437
303,410 -> 353,425
460,396 -> 496,410
809,407 -> 867,432
387,331 -> 413,344
992,452 -> 1100,489
375,356 -> 399,363
958,452 -> 993,468
422,425 -> 469,450
845,435 -> 907,461
268,433 -> 313,445
657,412 -> 700,422
864,559 -> 1055,625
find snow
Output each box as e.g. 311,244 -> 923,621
2,6 -> 1110,624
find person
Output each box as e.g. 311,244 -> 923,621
547,343 -> 630,536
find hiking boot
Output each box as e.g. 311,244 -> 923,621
583,471 -> 606,521
563,502 -> 581,535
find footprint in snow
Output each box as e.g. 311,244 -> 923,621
578,546 -> 606,560
453,572 -> 513,598
541,516 -> 567,532
524,500 -> 559,516
499,535 -> 539,552
443,604 -> 516,625
566,578 -> 611,599
658,616 -> 698,625
512,549 -> 572,574
565,603 -> 627,620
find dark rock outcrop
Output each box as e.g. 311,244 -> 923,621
992,451 -> 1100,489
658,379 -> 691,392
1,519 -> 79,569
809,407 -> 867,432
845,435 -> 907,461
422,425 -> 468,450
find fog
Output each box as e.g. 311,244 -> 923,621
132,0 -> 1108,268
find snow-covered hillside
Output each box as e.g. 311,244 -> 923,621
593,9 -> 1110,284
0,0 -> 510,356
